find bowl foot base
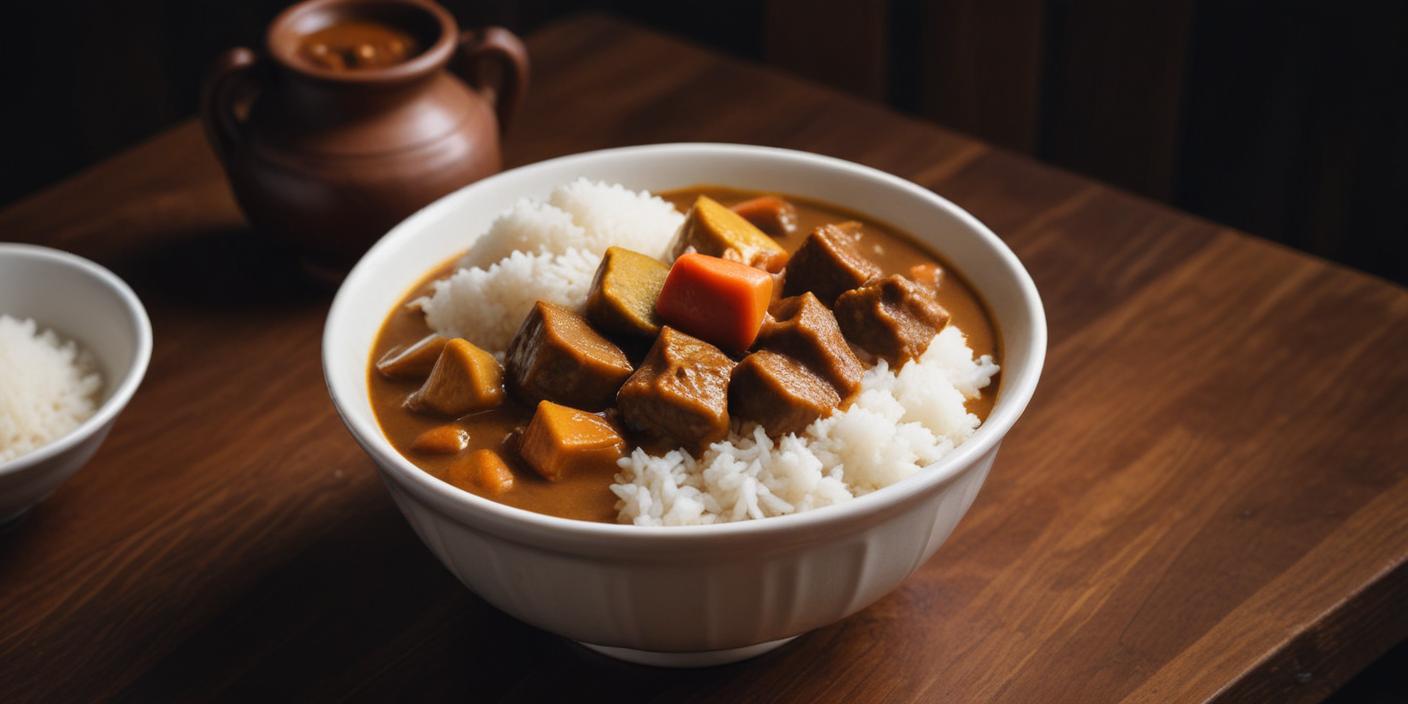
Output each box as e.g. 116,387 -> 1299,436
578,636 -> 798,667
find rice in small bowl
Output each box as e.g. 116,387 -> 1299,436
323,144 -> 1045,666
0,244 -> 152,523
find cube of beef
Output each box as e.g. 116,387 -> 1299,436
505,301 -> 634,410
834,275 -> 951,365
781,223 -> 882,304
755,292 -> 863,398
616,327 -> 735,447
729,351 -> 840,436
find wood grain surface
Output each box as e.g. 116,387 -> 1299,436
2,15 -> 1405,703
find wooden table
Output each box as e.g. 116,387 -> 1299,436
2,16 -> 1405,703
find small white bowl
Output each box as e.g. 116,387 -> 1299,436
0,244 -> 152,523
323,144 -> 1046,666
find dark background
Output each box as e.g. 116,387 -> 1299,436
4,0 -> 1405,285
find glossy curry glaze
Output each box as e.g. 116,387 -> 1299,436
369,187 -> 1002,522
298,21 -> 421,71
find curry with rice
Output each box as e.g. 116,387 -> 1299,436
369,186 -> 1000,523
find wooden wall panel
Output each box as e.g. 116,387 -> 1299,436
918,0 -> 1045,153
763,0 -> 890,101
1037,0 -> 1195,200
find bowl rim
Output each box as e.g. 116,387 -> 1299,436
0,243 -> 153,477
323,142 -> 1046,540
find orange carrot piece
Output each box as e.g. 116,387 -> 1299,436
656,253 -> 774,355
730,195 -> 798,237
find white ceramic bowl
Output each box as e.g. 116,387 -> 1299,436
0,244 -> 152,523
323,144 -> 1045,666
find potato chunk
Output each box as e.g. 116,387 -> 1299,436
410,425 -> 469,454
669,195 -> 789,272
782,224 -> 882,304
448,449 -> 515,496
586,247 -> 670,338
730,351 -> 839,436
616,326 -> 735,447
834,274 -> 951,365
376,334 -> 448,379
506,301 -> 634,410
406,339 -> 505,417
520,401 -> 626,481
755,292 -> 863,398
730,195 -> 798,237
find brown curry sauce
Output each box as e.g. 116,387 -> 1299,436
299,21 -> 420,72
368,187 -> 1002,522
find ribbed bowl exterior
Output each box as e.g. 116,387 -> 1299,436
324,144 -> 1045,660
380,447 -> 996,651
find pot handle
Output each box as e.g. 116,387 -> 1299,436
200,47 -> 262,165
453,27 -> 530,132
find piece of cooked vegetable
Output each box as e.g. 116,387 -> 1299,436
668,195 -> 789,272
405,339 -> 505,416
616,326 -> 736,447
755,292 -> 863,398
730,350 -> 840,436
505,301 -> 634,410
519,401 -> 627,481
907,262 -> 943,289
782,224 -> 882,304
376,334 -> 448,379
410,425 -> 470,454
448,448 -> 515,496
585,247 -> 670,338
730,195 -> 798,237
656,253 -> 774,355
834,274 -> 951,365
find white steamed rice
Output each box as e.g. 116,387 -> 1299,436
419,179 -> 684,352
415,181 -> 999,525
0,315 -> 103,464
612,327 -> 998,525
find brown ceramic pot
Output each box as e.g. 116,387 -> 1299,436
201,0 -> 529,275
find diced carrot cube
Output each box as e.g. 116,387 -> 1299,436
730,195 -> 798,237
656,253 -> 774,355
410,425 -> 469,454
448,448 -> 515,496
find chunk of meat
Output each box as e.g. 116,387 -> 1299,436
448,448 -> 515,496
656,253 -> 774,355
669,195 -> 789,272
755,292 -> 863,398
410,425 -> 469,454
376,334 -> 448,379
616,326 -> 736,447
519,401 -> 626,481
834,274 -> 951,365
782,223 -> 882,304
730,351 -> 840,436
505,301 -> 634,410
405,339 -> 505,416
730,195 -> 798,237
586,247 -> 670,338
